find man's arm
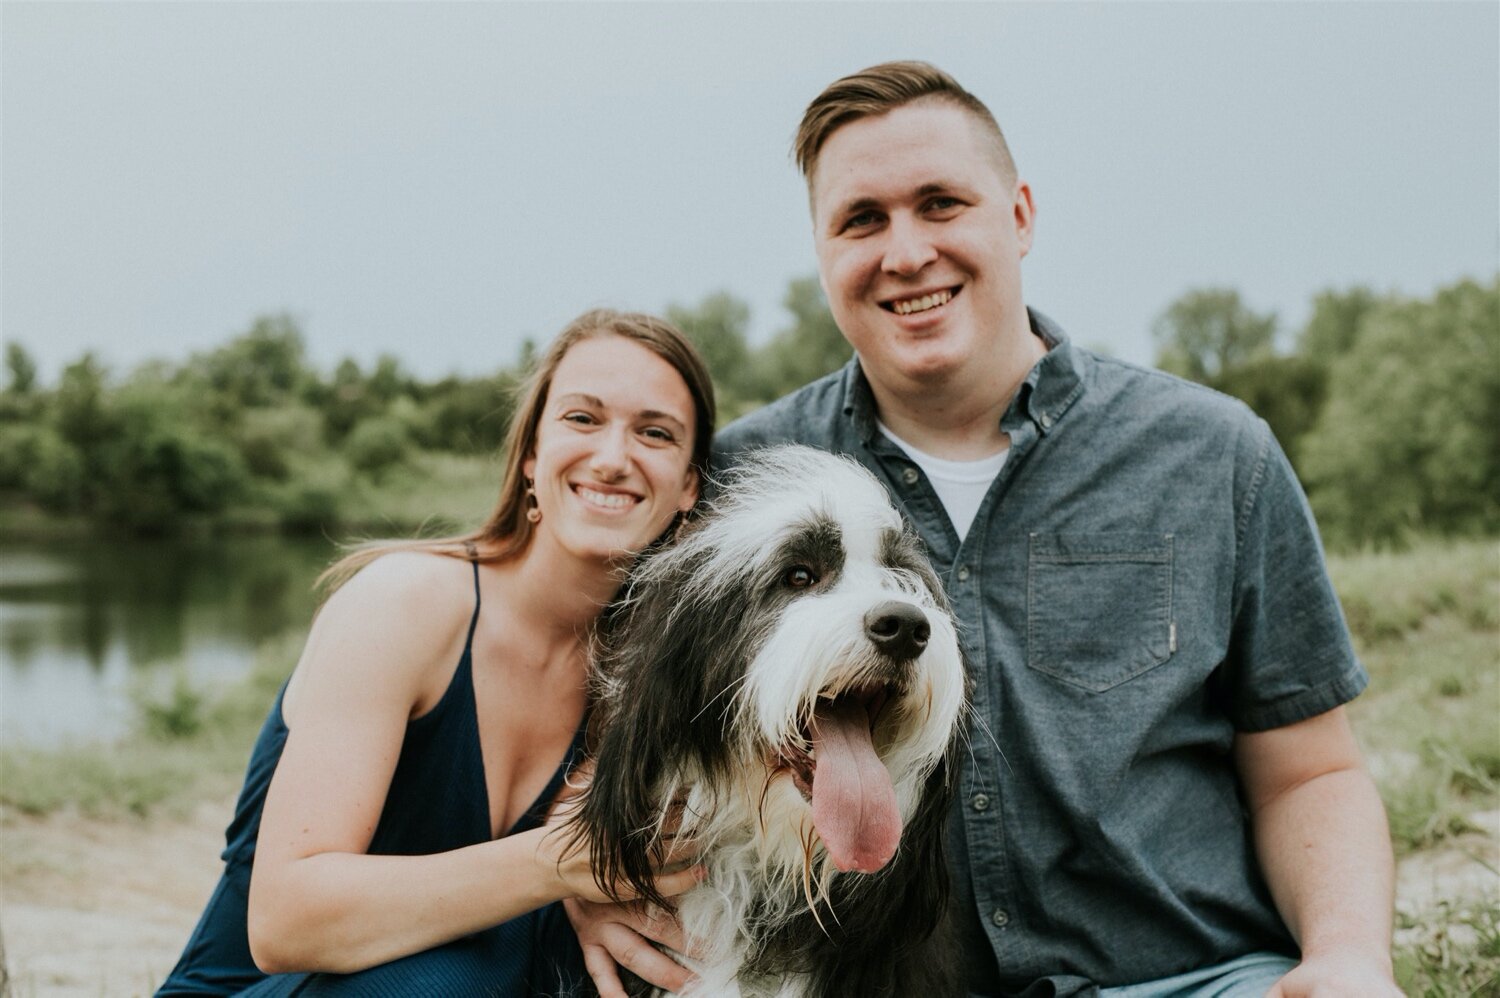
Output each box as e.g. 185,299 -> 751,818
1234,705 -> 1402,997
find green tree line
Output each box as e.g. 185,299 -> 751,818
1151,275 -> 1498,548
2,273 -> 1494,547
0,315 -> 525,533
0,277 -> 850,535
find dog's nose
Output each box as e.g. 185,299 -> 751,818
864,601 -> 931,660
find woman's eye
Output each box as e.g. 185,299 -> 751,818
641,426 -> 676,443
562,411 -> 596,426
783,565 -> 818,588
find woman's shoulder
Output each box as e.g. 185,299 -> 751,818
285,550 -> 483,719
309,551 -> 478,669
324,549 -> 478,635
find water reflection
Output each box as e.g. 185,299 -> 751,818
0,535 -> 334,747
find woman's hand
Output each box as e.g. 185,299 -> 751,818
563,897 -> 696,997
545,759 -> 703,993
540,761 -> 704,905
536,820 -> 704,905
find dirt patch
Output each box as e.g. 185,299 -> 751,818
1,797 -> 231,998
1393,807 -> 1500,956
1,799 -> 1496,996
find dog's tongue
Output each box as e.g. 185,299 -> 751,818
810,696 -> 900,873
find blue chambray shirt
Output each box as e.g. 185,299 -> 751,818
712,310 -> 1367,997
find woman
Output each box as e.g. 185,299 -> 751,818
158,309 -> 716,996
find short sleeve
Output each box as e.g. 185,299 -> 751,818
1224,420 -> 1367,731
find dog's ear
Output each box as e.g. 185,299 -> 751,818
577,545 -> 747,908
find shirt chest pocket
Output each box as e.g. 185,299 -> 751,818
1026,532 -> 1175,692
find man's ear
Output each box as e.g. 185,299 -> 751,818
1014,181 -> 1036,259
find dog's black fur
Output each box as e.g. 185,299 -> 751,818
571,447 -> 965,997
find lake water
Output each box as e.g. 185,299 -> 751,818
0,535 -> 336,748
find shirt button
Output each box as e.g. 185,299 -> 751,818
971,793 -> 990,811
902,467 -> 919,485
991,908 -> 1010,928
957,565 -> 971,582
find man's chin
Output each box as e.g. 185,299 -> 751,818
887,352 -> 966,388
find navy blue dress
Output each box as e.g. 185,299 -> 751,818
158,561 -> 589,996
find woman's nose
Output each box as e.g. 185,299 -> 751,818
590,425 -> 630,478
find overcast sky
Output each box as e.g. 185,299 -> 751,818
3,2 -> 1496,385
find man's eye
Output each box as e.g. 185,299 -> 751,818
783,565 -> 818,588
843,210 -> 880,231
926,196 -> 960,213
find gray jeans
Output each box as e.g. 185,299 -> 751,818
1099,951 -> 1297,998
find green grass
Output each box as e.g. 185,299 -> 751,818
1396,898 -> 1500,997
1335,538 -> 1500,855
1330,537 -> 1500,995
337,450 -> 503,535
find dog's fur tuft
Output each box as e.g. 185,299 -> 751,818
574,446 -> 967,997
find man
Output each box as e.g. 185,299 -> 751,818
569,62 -> 1401,997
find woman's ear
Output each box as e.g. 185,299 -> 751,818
678,467 -> 700,513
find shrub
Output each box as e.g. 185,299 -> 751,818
344,415 -> 411,479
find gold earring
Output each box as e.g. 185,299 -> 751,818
525,479 -> 542,524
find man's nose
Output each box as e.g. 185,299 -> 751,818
881,216 -> 938,276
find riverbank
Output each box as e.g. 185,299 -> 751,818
1,537 -> 1495,993
0,449 -> 502,544
1,796 -> 1494,997
1,793 -> 233,997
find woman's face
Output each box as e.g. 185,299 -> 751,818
523,334 -> 700,565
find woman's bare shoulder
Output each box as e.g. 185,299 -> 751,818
325,550 -> 476,625
294,550 -> 480,697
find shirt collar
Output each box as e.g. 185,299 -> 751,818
839,306 -> 1087,442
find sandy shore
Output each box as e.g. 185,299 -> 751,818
1,799 -> 1496,997
1,797 -> 231,998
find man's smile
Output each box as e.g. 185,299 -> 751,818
882,286 -> 960,316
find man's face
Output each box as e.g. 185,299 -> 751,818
810,100 -> 1034,393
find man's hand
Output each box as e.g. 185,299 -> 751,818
1267,948 -> 1402,997
562,896 -> 696,997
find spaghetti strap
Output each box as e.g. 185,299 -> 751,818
462,548 -> 482,651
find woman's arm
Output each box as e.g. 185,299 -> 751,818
246,554 -> 700,974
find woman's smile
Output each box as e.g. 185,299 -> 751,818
572,482 -> 642,512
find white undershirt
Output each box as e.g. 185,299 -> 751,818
877,421 -> 1008,542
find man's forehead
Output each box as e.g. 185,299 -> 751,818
808,101 -> 1004,215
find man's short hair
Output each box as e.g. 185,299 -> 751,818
794,60 -> 1018,191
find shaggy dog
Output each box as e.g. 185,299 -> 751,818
574,445 -> 967,997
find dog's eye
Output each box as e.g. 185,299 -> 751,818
783,565 -> 818,588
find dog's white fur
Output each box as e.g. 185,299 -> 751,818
582,446 -> 966,997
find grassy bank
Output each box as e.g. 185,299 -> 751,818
0,630 -> 301,820
2,536 -> 1496,992
1336,538 -> 1500,857
0,450 -> 505,541
1333,537 -> 1500,994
